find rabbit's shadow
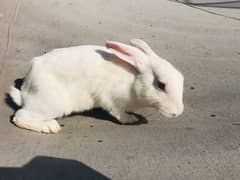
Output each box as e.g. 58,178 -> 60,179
5,78 -> 23,111
76,109 -> 148,125
6,78 -> 148,125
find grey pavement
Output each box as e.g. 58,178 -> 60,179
0,0 -> 240,179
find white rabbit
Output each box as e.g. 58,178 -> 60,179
9,39 -> 184,134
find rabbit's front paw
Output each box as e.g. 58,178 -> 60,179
119,112 -> 139,124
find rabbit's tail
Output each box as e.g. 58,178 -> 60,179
9,86 -> 22,106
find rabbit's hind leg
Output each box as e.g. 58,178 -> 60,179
12,109 -> 61,134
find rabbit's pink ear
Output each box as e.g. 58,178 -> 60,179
106,41 -> 150,73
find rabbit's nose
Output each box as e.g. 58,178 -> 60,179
169,112 -> 179,118
170,104 -> 184,118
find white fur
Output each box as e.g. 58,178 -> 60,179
9,86 -> 22,106
9,39 -> 184,134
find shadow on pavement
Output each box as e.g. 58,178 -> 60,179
0,156 -> 110,180
76,108 -> 148,125
5,78 -> 24,111
175,0 -> 240,8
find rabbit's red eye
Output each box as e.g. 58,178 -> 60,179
157,81 -> 166,91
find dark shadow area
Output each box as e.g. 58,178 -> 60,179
5,93 -> 20,112
5,78 -> 24,111
14,78 -> 24,89
0,156 -> 110,180
95,50 -> 116,61
176,0 -> 240,8
76,108 -> 121,124
72,108 -> 148,125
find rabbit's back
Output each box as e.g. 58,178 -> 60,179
32,45 -> 134,84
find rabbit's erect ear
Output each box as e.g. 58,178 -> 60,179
106,41 -> 150,73
130,39 -> 156,56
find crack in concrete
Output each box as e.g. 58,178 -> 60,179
0,0 -> 21,80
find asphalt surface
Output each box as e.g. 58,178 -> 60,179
0,0 -> 240,179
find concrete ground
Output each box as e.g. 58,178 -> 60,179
0,0 -> 240,179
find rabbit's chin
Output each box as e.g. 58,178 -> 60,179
158,109 -> 180,118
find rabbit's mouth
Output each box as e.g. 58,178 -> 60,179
148,104 -> 179,118
159,110 -> 175,118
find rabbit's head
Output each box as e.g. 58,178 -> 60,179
106,39 -> 184,118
